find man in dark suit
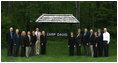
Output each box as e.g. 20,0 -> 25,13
98,29 -> 103,57
83,28 -> 89,56
13,29 -> 20,57
26,31 -> 32,58
6,27 -> 14,56
76,29 -> 82,56
89,29 -> 95,57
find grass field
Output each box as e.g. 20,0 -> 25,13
1,39 -> 117,62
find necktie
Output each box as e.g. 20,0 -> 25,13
10,32 -> 12,39
84,32 -> 86,36
37,32 -> 39,40
90,34 -> 92,37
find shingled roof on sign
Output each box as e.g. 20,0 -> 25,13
35,14 -> 79,23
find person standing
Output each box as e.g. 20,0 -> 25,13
83,28 -> 89,56
26,31 -> 32,57
68,32 -> 75,56
76,29 -> 82,56
103,28 -> 110,57
35,28 -> 41,55
97,29 -> 103,57
93,32 -> 98,57
6,27 -> 14,56
40,31 -> 47,55
13,29 -> 20,57
89,29 -> 95,57
31,31 -> 37,55
21,31 -> 26,57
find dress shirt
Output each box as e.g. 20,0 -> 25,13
103,32 -> 110,43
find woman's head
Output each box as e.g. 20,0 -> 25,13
21,31 -> 26,36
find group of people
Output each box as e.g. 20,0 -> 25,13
68,28 -> 110,57
6,27 -> 47,57
6,27 -> 110,58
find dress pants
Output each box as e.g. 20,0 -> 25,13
90,45 -> 94,57
98,42 -> 103,57
14,45 -> 19,57
103,41 -> 109,57
26,46 -> 31,57
83,45 -> 89,56
76,45 -> 81,55
31,45 -> 35,56
7,41 -> 13,56
35,40 -> 40,55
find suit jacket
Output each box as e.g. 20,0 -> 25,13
76,33 -> 82,44
89,33 -> 95,45
94,37 -> 98,45
68,36 -> 75,46
97,33 -> 103,43
82,32 -> 89,45
6,32 -> 14,46
40,35 -> 47,44
13,33 -> 20,46
31,35 -> 37,46
26,35 -> 32,46
20,36 -> 27,47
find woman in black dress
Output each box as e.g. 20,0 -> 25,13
68,32 -> 75,56
93,32 -> 98,57
31,31 -> 37,55
20,31 -> 27,57
76,29 -> 82,56
40,31 -> 47,55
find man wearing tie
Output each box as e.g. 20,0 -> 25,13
13,29 -> 20,57
83,28 -> 89,56
89,29 -> 95,57
26,31 -> 32,57
35,28 -> 41,55
6,27 -> 14,56
97,29 -> 103,57
103,28 -> 110,57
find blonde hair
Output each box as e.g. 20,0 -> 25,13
21,31 -> 26,36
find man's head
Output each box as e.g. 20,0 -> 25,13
36,28 -> 39,31
104,28 -> 107,33
16,29 -> 19,34
9,27 -> 13,32
77,29 -> 81,34
27,31 -> 31,35
90,29 -> 93,33
98,29 -> 101,33
84,28 -> 88,32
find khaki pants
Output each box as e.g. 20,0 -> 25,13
35,40 -> 40,55
90,45 -> 94,57
26,46 -> 31,57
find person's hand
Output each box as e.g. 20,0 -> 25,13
74,45 -> 76,47
14,44 -> 16,46
30,43 -> 32,45
42,43 -> 43,45
68,45 -> 70,47
86,43 -> 88,46
79,44 -> 81,46
22,45 -> 24,47
96,44 -> 97,47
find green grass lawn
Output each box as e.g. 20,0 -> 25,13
1,39 -> 117,62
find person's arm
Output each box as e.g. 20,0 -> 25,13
13,34 -> 16,45
107,33 -> 110,44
